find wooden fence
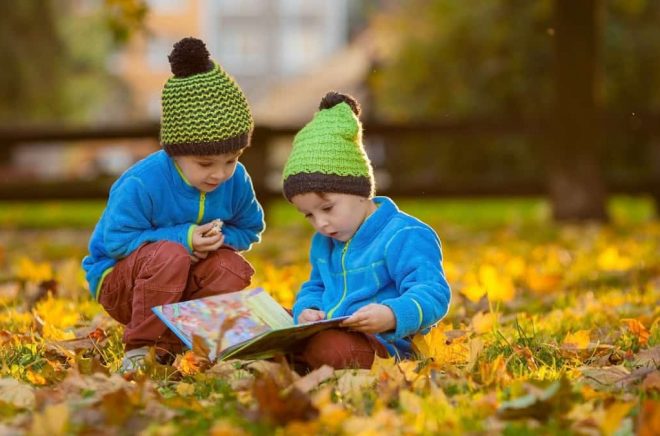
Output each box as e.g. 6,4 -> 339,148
0,115 -> 657,202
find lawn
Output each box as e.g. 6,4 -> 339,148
0,196 -> 658,434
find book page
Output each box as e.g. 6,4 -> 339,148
244,290 -> 294,329
152,288 -> 272,358
220,316 -> 349,361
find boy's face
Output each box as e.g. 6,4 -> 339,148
174,150 -> 243,192
291,192 -> 376,242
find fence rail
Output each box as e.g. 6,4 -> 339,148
0,115 -> 657,201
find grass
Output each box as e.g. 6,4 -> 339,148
0,196 -> 657,434
1,195 -> 654,230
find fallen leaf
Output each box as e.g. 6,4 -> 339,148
497,378 -> 571,421
176,382 -> 195,397
290,364 -> 334,394
642,371 -> 660,392
579,366 -> 633,390
633,346 -> 660,368
563,330 -> 591,349
638,399 -> 660,436
621,318 -> 650,346
174,350 -> 209,376
480,264 -> 516,303
335,369 -> 376,398
251,367 -> 318,425
600,401 -> 634,435
29,402 -> 69,435
0,378 -> 35,409
471,311 -> 498,334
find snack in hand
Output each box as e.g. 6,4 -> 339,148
203,219 -> 223,237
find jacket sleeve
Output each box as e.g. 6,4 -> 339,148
292,239 -> 326,323
103,176 -> 195,258
379,226 -> 451,341
221,165 -> 265,251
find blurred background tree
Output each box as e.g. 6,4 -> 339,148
0,0 -> 147,126
370,0 -> 660,221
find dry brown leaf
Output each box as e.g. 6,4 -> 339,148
290,364 -> 334,394
29,402 -> 69,435
335,369 -> 376,398
0,378 -> 35,409
634,346 -> 660,368
638,399 -> 660,436
642,371 -> 660,392
251,367 -> 318,425
579,366 -> 632,390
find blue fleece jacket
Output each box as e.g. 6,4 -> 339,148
292,196 -> 451,358
82,150 -> 265,298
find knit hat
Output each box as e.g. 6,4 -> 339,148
282,92 -> 375,201
160,37 -> 253,156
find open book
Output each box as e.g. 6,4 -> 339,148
152,288 -> 347,361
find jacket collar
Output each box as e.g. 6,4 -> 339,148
332,196 -> 398,250
162,151 -> 201,196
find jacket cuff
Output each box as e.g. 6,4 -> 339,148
186,224 -> 196,253
380,297 -> 423,341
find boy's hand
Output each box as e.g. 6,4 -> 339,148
192,222 -> 224,254
190,250 -> 209,264
298,309 -> 325,324
341,304 -> 396,334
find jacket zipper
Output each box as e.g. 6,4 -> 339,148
197,192 -> 206,224
327,238 -> 351,319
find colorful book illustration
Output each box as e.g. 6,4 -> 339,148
152,288 -> 348,361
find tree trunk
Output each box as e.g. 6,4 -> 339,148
548,0 -> 608,221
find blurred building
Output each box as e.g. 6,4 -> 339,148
118,0 -> 349,122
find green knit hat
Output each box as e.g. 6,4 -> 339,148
282,92 -> 375,200
161,37 -> 253,156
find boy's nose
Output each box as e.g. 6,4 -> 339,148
210,170 -> 226,181
316,219 -> 329,231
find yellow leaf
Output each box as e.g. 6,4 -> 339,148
600,402 -> 634,436
13,257 -> 53,283
461,283 -> 486,303
597,247 -> 632,272
34,296 -> 80,330
471,311 -> 498,334
563,330 -> 591,349
174,351 -> 206,376
479,265 -> 515,303
479,354 -> 509,386
26,370 -> 47,386
176,382 -> 195,397
413,324 -> 469,366
30,402 -> 69,435
506,256 -> 526,278
526,269 -> 562,295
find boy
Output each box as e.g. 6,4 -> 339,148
82,37 -> 264,371
283,92 -> 451,369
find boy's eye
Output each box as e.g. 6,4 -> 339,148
198,162 -> 213,168
321,205 -> 333,212
226,159 -> 237,165
304,213 -> 313,219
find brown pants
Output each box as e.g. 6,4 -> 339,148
296,329 -> 389,370
98,241 -> 254,354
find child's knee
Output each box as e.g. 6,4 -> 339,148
144,241 -> 189,266
302,330 -> 376,369
138,241 -> 191,288
204,248 -> 254,288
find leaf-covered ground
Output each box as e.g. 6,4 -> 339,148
0,199 -> 658,435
